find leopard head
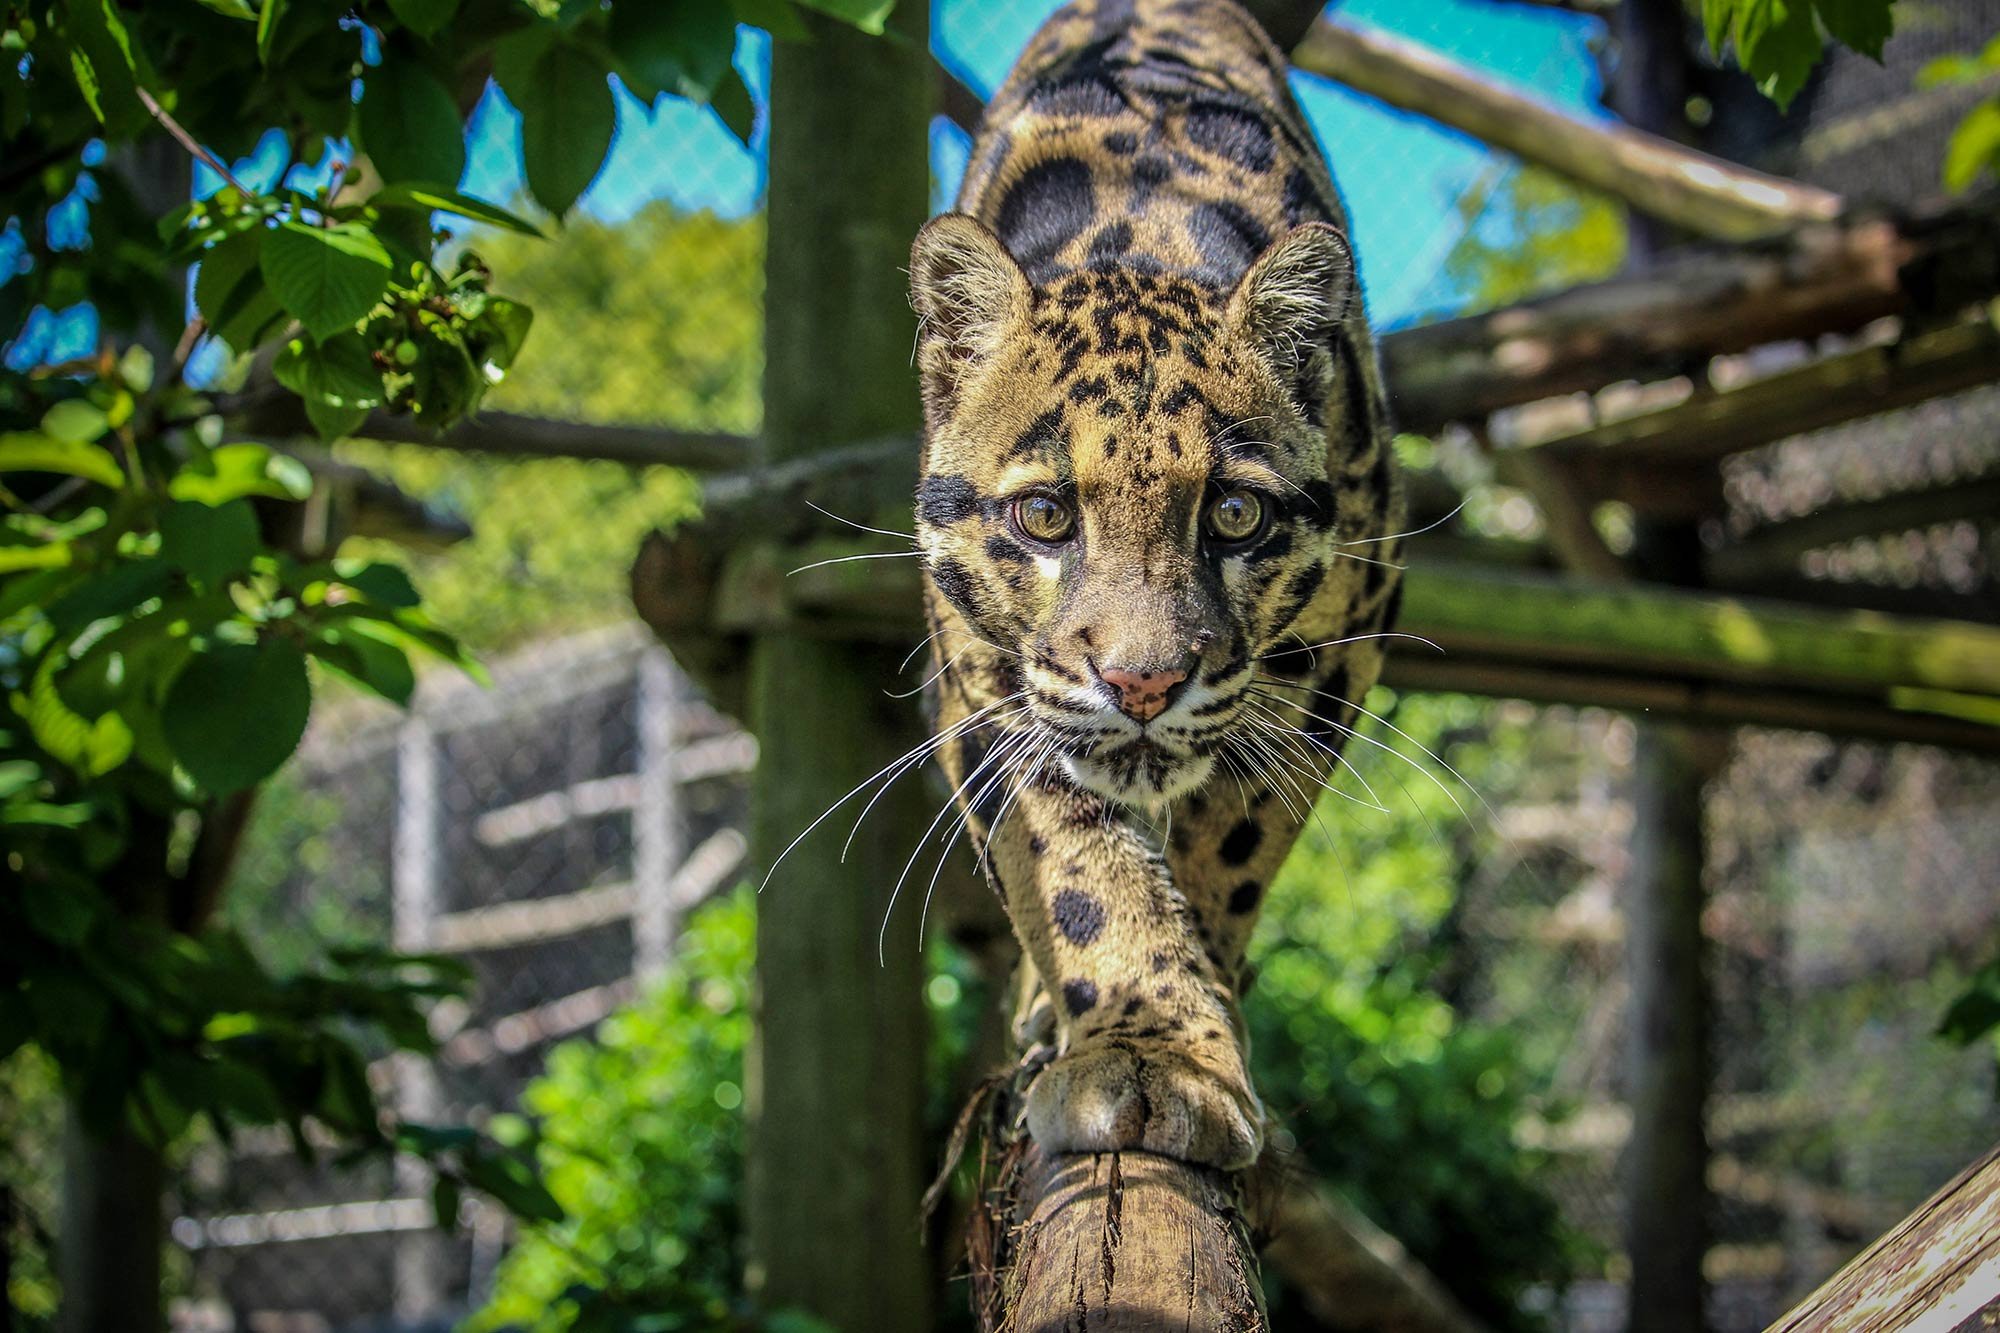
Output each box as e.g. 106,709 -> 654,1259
910,213 -> 1369,807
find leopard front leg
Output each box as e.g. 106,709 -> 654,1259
980,777 -> 1264,1170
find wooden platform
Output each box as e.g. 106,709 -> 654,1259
1765,1141 -> 2000,1333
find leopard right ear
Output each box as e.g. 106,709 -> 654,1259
910,214 -> 1031,400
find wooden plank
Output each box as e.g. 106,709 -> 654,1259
1292,18 -> 1842,242
1380,199 -> 2000,432
1764,1142 -> 2000,1333
1533,320 -> 2000,515
428,881 -> 634,953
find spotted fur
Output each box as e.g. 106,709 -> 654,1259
909,0 -> 1404,1169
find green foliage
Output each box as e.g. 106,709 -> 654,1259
1937,946 -> 2000,1092
1701,0 -> 1898,109
1248,691 -> 1583,1329
1920,34 -> 2000,193
473,891 -> 830,1333
1444,167 -> 1628,313
332,204 -> 762,649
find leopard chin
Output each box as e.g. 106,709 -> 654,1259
1064,743 -> 1215,807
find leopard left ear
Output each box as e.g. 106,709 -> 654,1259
910,213 -> 1032,401
1225,222 -> 1355,374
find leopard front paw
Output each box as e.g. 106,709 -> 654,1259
1024,1040 -> 1263,1170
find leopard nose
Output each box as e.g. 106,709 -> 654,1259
1096,664 -> 1189,722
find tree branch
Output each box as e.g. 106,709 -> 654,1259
1291,19 -> 1842,241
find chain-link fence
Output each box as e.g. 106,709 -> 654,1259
6,1 -> 1986,1330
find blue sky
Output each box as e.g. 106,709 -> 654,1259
7,0 -> 1605,367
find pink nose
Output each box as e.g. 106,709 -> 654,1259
1097,665 -> 1188,722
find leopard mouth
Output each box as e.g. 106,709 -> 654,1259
1063,736 -> 1214,806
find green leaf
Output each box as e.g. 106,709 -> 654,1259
432,1174 -> 462,1231
20,875 -> 103,945
23,655 -> 133,776
476,297 -> 534,374
460,1142 -> 565,1224
169,443 -> 315,505
161,638 -> 311,793
730,0 -> 811,41
1938,960 -> 2000,1045
42,399 -> 109,444
504,39 -> 616,217
369,183 -> 545,237
260,222 -> 393,342
159,499 -> 261,586
1702,0 -> 1733,54
64,0 -> 145,130
1812,0 -> 1892,63
387,0 -> 461,39
1942,100 -> 2000,194
0,432 -> 125,487
308,625 -> 416,703
256,0 -> 288,64
710,66 -> 756,144
45,558 -> 174,633
1729,0 -> 1823,110
196,229 -> 290,354
305,396 -> 368,440
273,333 -> 386,439
336,560 -> 421,607
791,0 -> 894,36
358,53 -> 466,187
608,0 -> 735,103
193,0 -> 258,17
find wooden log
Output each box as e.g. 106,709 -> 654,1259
976,1143 -> 1267,1332
1290,19 -> 1843,242
1528,318 -> 2000,516
1380,198 -> 2000,433
1763,1141 -> 2000,1333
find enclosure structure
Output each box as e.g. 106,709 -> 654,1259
121,0 -> 2000,1327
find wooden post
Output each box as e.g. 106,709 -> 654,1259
390,716 -> 448,1316
741,5 -> 935,1329
632,646 -> 683,982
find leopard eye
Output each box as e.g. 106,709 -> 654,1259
1012,492 -> 1077,545
1203,489 -> 1267,545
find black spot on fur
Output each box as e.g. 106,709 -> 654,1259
1052,888 -> 1107,946
1104,129 -> 1139,154
1087,221 -> 1133,265
1220,818 -> 1262,865
985,534 -> 1028,564
1011,407 -> 1067,459
1187,201 -> 1269,287
1131,156 -> 1172,206
1227,880 -> 1262,914
1062,978 -> 1099,1016
1150,951 -> 1170,973
1028,834 -> 1048,855
995,158 -> 1095,284
1282,167 -> 1324,225
1185,100 -> 1274,172
916,474 -> 983,528
931,557 -> 983,621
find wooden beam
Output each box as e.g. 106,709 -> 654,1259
1706,474 -> 2000,585
1765,1141 -> 2000,1333
1380,198 -> 2000,433
1529,318 -> 2000,515
360,409 -> 754,471
1290,19 -> 1843,242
